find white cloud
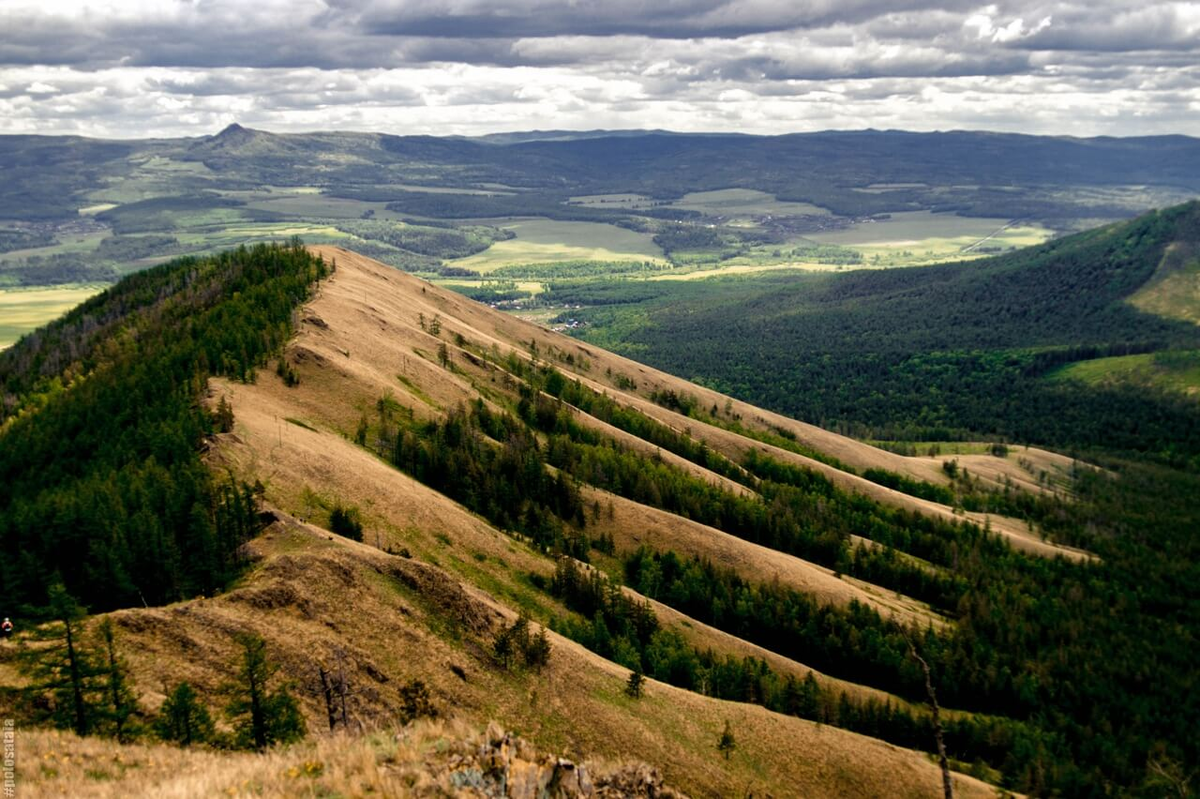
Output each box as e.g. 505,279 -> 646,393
0,1 -> 1196,137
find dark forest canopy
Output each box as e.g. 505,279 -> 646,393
0,241 -> 329,614
560,201 -> 1200,465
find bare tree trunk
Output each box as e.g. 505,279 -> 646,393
908,638 -> 953,799
318,666 -> 338,731
336,651 -> 351,730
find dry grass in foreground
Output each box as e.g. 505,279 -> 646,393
13,718 -> 685,798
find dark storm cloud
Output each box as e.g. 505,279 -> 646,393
356,0 -> 964,40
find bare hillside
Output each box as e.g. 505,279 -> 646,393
10,245 -> 1069,798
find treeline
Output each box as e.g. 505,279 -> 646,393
545,557 -> 1053,787
0,228 -> 56,253
491,260 -> 668,279
389,400 -> 589,557
94,194 -> 281,235
540,371 -> 753,487
0,253 -> 121,286
0,241 -> 328,613
335,219 -> 510,259
528,395 -> 968,611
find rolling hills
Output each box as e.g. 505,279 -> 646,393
559,201 -> 1200,464
3,126 -> 1199,295
2,238 -> 1198,796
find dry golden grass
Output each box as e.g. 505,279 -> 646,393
13,718 -> 685,798
9,516 -> 1000,799
582,485 -> 945,629
305,246 -> 1087,561
91,246 -> 1025,796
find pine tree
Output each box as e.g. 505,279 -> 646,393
493,626 -> 515,669
224,634 -> 306,750
97,619 -> 140,742
156,682 -> 214,746
625,669 -> 645,699
214,395 -> 235,433
717,720 -> 736,761
522,626 -> 552,671
398,679 -> 437,724
19,583 -> 105,736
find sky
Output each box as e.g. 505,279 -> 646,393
0,0 -> 1197,139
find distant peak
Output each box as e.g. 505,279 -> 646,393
217,122 -> 247,136
197,122 -> 263,151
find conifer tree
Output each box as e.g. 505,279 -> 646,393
717,720 -> 736,761
97,618 -> 140,742
19,583 -> 105,736
522,626 -> 552,671
626,669 -> 645,699
493,626 -> 515,669
214,395 -> 235,433
156,682 -> 214,746
224,634 -> 306,750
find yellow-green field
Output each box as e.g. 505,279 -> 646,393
176,222 -> 350,249
568,193 -> 659,209
0,284 -> 106,349
669,188 -> 830,217
1049,350 -> 1200,397
434,279 -> 547,296
808,211 -> 1052,266
78,202 -> 119,215
852,183 -> 930,194
447,219 -> 666,273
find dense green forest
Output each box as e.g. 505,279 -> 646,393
557,202 -> 1200,465
0,241 -> 329,613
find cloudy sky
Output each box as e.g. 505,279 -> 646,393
0,0 -> 1197,139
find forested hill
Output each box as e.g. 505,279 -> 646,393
563,201 -> 1200,462
0,242 -> 329,613
4,244 -> 1199,796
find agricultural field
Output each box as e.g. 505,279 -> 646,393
436,278 -> 547,296
0,226 -> 110,263
241,188 -> 510,220
0,283 -> 106,348
567,193 -> 659,209
852,182 -> 932,194
446,218 -> 666,273
668,188 -> 831,218
808,211 -> 1052,266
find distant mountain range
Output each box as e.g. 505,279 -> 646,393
2,125 -> 1197,223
